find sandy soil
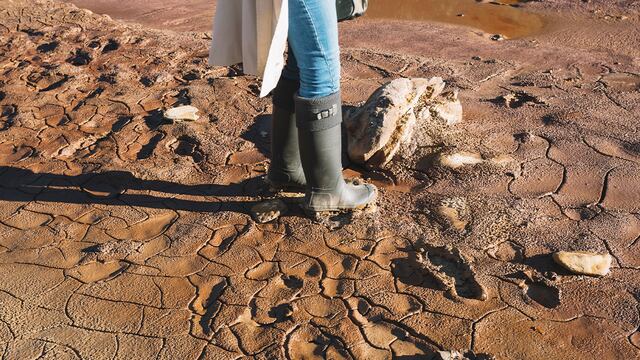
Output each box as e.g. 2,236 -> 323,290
1,0 -> 639,359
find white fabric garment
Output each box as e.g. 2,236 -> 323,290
209,0 -> 289,98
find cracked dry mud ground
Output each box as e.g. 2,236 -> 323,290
1,0 -> 640,359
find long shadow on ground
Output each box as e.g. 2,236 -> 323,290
0,166 -> 267,214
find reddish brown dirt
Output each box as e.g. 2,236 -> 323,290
1,0 -> 639,359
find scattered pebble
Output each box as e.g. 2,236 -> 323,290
491,34 -> 505,41
251,199 -> 288,223
552,251 -> 612,277
164,105 -> 200,121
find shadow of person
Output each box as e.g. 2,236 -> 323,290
0,166 -> 270,215
241,113 -> 272,159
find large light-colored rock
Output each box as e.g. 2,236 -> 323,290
552,251 -> 612,277
164,105 -> 200,121
344,77 -> 462,168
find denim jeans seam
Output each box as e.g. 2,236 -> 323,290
297,0 -> 338,96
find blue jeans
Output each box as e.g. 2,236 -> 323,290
281,0 -> 341,98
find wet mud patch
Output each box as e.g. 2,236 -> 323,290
366,0 -> 546,39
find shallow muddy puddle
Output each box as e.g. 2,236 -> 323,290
366,0 -> 546,39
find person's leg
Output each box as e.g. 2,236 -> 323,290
287,0 -> 340,98
267,48 -> 306,190
288,0 -> 376,213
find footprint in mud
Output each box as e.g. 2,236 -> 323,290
21,28 -> 44,37
102,38 -> 120,53
98,72 -> 117,84
111,116 -> 132,133
509,270 -> 561,308
437,197 -> 471,233
0,144 -> 34,163
190,276 -> 227,337
169,135 -> 205,163
600,73 -> 640,92
143,109 -> 172,130
39,74 -> 71,92
1,105 -> 17,131
137,132 -> 164,160
267,303 -> 293,323
36,41 -> 59,53
66,260 -> 129,283
493,91 -> 546,108
66,48 -> 92,66
139,76 -> 155,87
415,245 -> 488,301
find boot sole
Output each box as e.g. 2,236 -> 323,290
302,187 -> 379,219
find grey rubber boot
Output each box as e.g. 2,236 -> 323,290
266,77 -> 306,191
296,91 -> 377,213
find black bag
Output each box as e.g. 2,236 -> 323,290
336,0 -> 368,22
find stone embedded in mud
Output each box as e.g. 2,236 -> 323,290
164,105 -> 200,121
552,251 -> 612,277
439,151 -> 484,169
344,77 -> 462,168
251,199 -> 288,224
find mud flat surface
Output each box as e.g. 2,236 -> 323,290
1,0 -> 640,359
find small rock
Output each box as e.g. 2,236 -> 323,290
164,105 -> 200,121
552,251 -> 612,277
251,199 -> 288,224
439,151 -> 484,169
491,34 -> 505,41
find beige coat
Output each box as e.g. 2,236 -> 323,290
209,0 -> 289,97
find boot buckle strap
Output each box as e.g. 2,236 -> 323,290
315,105 -> 338,120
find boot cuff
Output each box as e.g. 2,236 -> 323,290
295,91 -> 342,132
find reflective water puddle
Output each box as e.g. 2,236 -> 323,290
366,0 -> 546,39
